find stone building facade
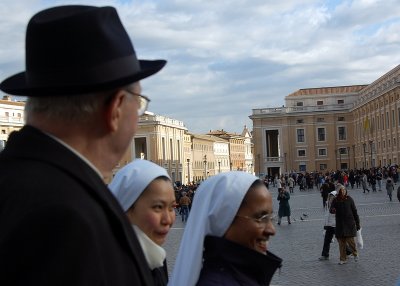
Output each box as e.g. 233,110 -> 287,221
0,96 -> 24,150
250,64 -> 400,176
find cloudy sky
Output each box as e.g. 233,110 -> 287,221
1,0 -> 400,134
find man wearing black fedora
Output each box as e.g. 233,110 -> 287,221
0,5 -> 166,286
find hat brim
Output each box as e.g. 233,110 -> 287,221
0,59 -> 166,96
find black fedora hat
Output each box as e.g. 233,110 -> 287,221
0,5 -> 166,96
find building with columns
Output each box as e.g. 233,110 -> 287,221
115,112 -> 187,183
250,64 -> 400,176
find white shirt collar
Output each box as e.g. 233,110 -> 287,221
132,225 -> 166,270
45,133 -> 103,179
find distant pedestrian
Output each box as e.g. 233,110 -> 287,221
386,178 -> 394,202
288,176 -> 295,193
320,180 -> 330,208
277,184 -> 291,225
179,192 -> 191,222
319,191 -> 337,260
362,173 -> 370,193
330,185 -> 360,265
376,171 -> 383,191
369,172 -> 377,192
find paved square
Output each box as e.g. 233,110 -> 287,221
165,183 -> 400,285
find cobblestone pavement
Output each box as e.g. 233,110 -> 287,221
164,183 -> 400,286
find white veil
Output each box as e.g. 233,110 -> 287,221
168,171 -> 259,286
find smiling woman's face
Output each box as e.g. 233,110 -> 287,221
224,183 -> 275,255
126,178 -> 176,246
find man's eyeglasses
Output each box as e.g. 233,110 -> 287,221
124,90 -> 151,116
235,213 -> 275,226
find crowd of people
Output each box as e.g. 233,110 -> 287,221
267,166 -> 400,203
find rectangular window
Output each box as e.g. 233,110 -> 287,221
392,110 -> 395,127
297,129 -> 305,142
338,117 -> 345,121
296,119 -> 304,124
317,128 -> 325,141
398,108 -> 400,126
317,117 -> 325,122
338,99 -> 344,104
320,164 -> 327,170
339,147 -> 347,155
170,139 -> 173,160
298,150 -> 306,157
177,140 -> 181,161
162,138 -> 166,160
386,112 -> 389,129
318,148 -> 327,156
296,102 -> 304,106
317,100 -> 323,105
338,127 -> 346,140
377,115 -> 380,130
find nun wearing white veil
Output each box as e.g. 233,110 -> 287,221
169,171 -> 282,286
109,159 -> 176,286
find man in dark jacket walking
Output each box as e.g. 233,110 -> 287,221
320,180 -> 331,208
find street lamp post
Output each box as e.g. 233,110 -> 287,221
203,155 -> 207,179
339,148 -> 342,170
186,158 -> 190,185
230,162 -> 233,171
218,161 -> 221,173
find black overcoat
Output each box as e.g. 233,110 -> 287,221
331,196 -> 360,238
0,126 -> 154,286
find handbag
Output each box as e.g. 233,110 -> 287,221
356,228 -> 364,249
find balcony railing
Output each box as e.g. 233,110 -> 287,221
0,116 -> 24,124
252,103 -> 354,115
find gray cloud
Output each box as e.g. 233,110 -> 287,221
1,0 -> 400,134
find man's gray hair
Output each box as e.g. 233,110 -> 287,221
24,90 -> 115,122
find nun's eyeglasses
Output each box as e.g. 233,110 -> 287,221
236,213 -> 275,226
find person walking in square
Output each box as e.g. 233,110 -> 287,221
362,172 -> 370,193
386,177 -> 395,202
330,185 -> 360,265
319,191 -> 337,260
277,184 -> 291,225
179,192 -> 191,222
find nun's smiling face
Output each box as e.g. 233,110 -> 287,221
224,184 -> 275,255
126,178 -> 176,245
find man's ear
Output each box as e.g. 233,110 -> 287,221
104,90 -> 125,132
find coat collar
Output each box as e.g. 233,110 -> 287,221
203,235 -> 282,285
